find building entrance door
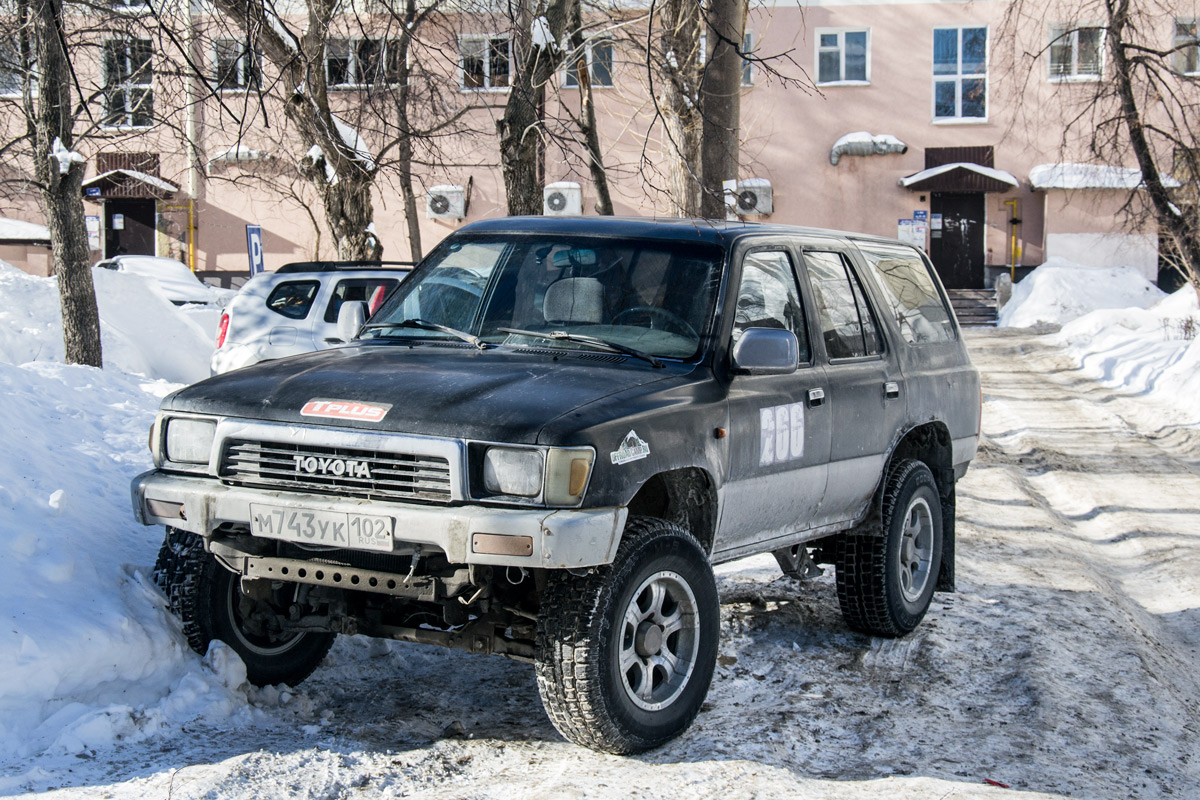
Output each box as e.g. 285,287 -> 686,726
929,193 -> 985,289
104,199 -> 156,258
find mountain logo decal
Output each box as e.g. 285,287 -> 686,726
610,430 -> 651,465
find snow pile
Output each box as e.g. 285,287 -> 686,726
0,261 -> 215,384
0,258 -> 259,759
1055,286 -> 1200,420
49,137 -> 85,175
0,218 -> 51,242
997,257 -> 1165,328
1030,162 -> 1182,190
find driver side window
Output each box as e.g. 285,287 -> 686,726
733,250 -> 811,362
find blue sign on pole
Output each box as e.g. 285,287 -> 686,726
245,225 -> 264,275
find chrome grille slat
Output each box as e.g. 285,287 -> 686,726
220,439 -> 452,503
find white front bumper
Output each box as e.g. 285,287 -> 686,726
132,470 -> 626,569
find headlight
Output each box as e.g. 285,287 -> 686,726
545,447 -> 594,506
164,418 -> 216,465
483,447 -> 543,497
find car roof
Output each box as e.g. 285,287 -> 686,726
276,261 -> 414,273
454,216 -> 906,250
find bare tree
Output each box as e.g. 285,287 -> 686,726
1002,0 -> 1200,299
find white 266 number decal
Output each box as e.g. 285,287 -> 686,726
759,402 -> 805,466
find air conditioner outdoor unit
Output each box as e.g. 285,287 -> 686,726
426,184 -> 465,219
544,181 -> 583,216
735,178 -> 773,216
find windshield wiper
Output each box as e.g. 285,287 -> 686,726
362,318 -> 490,350
498,327 -> 663,368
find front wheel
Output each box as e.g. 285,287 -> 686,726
153,527 -> 335,687
535,517 -> 719,754
835,460 -> 943,637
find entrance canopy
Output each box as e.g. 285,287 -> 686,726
82,169 -> 178,200
899,162 -> 1018,193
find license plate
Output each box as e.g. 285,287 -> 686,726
249,504 -> 394,552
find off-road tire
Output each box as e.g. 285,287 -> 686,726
153,527 -> 335,686
835,460 -> 943,637
535,517 -> 720,754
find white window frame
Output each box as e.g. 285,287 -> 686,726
815,27 -> 870,86
102,38 -> 154,129
458,35 -> 511,92
563,37 -> 615,89
931,26 -> 989,124
326,38 -> 401,89
214,39 -> 262,93
1175,18 -> 1200,76
1048,24 -> 1104,82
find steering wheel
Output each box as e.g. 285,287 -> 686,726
612,306 -> 698,339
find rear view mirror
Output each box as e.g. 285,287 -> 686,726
731,328 -> 799,375
328,301 -> 367,344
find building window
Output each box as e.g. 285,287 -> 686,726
326,39 -> 401,88
816,28 -> 869,84
1049,25 -> 1103,80
0,40 -> 32,97
1175,19 -> 1199,75
103,39 -> 153,128
459,36 -> 510,90
933,26 -> 987,121
563,39 -> 614,88
215,39 -> 261,91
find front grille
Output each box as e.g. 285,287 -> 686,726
220,439 -> 452,503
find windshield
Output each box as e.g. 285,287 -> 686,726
364,235 -> 725,360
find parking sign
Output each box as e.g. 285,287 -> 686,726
245,225 -> 264,275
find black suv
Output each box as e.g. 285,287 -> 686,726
134,217 -> 980,753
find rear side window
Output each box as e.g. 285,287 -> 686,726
855,243 -> 956,343
803,250 -> 883,360
323,278 -> 401,322
266,280 -> 320,319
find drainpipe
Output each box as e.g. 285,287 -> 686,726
183,0 -> 199,272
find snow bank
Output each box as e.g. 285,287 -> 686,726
0,259 -> 253,759
0,362 -> 253,758
0,261 -> 215,384
1055,286 -> 1200,421
997,257 -> 1165,328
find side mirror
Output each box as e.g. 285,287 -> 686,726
731,328 -> 799,375
328,301 -> 367,344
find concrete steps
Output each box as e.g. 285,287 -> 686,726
947,289 -> 998,327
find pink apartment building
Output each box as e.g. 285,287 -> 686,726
2,0 -> 1194,293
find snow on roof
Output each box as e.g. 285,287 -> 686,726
330,116 -> 376,170
899,162 -> 1018,188
1029,163 -> 1182,190
81,169 -> 179,194
0,218 -> 51,243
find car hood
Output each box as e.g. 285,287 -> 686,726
164,342 -> 689,443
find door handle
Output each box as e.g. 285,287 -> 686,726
884,381 -> 901,399
808,388 -> 825,407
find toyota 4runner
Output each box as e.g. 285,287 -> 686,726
133,217 -> 980,754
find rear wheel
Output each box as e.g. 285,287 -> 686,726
835,460 -> 943,637
153,527 -> 335,686
535,517 -> 719,754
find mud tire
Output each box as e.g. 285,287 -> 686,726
835,460 -> 943,637
535,517 -> 719,754
153,527 -> 335,686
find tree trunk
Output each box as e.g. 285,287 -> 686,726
31,0 -> 101,367
568,1 -> 612,215
698,0 -> 745,219
499,0 -> 575,216
397,0 -> 423,261
1108,0 -> 1200,302
657,0 -> 702,216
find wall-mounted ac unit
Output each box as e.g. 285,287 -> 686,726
427,184 -> 465,219
544,181 -> 583,216
736,178 -> 773,216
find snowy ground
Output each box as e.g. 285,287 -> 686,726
1,263 -> 1198,798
